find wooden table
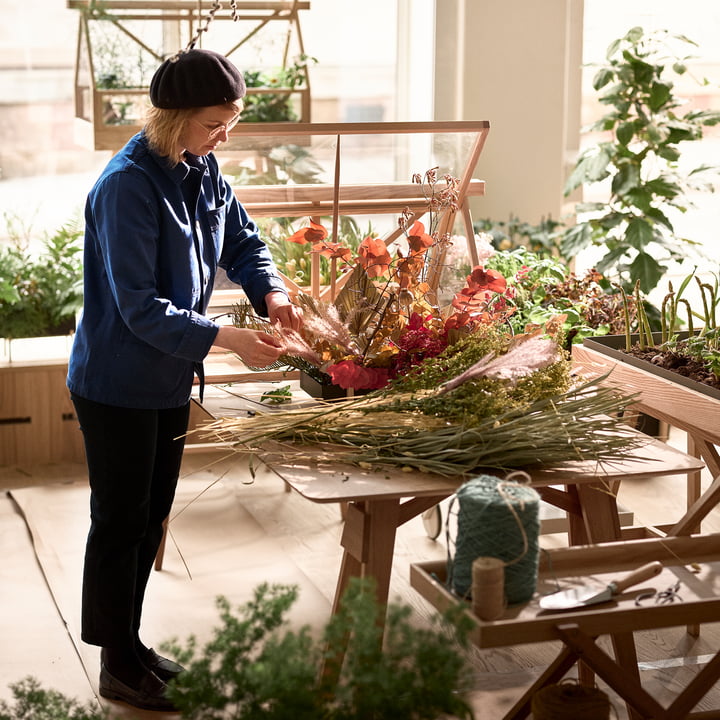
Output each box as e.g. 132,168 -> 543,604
191,383 -> 705,612
263,440 -> 704,615
179,382 -> 709,717
574,343 -> 720,536
411,533 -> 720,720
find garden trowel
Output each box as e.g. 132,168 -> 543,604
539,561 -> 663,611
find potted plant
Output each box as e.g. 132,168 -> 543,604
573,271 -> 720,498
0,218 -> 84,360
241,55 -> 316,124
481,244 -> 635,350
561,26 -> 720,295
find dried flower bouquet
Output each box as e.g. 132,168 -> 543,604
196,327 -> 644,476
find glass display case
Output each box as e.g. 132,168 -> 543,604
218,120 -> 491,301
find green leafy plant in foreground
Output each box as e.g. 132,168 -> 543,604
562,26 -> 720,294
164,578 -> 475,720
0,677 -> 104,720
1,581 -> 474,720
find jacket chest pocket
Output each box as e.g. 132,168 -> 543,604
205,205 -> 226,251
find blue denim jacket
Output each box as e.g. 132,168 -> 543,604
67,132 -> 287,409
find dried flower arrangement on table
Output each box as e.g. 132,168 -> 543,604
236,170 -> 524,391
203,169 -> 647,476
200,325 -> 645,475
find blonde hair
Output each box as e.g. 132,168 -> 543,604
144,101 -> 243,167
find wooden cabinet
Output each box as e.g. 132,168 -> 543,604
0,360 -> 85,466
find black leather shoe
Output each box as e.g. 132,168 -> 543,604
99,663 -> 178,712
143,647 -> 185,682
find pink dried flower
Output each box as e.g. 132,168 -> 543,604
439,336 -> 559,394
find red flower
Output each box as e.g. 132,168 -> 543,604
391,313 -> 448,375
286,221 -> 328,245
327,360 -> 390,390
312,240 -> 354,263
406,221 -> 434,255
358,236 -> 393,278
444,312 -> 472,331
452,266 -> 508,314
466,267 -> 507,293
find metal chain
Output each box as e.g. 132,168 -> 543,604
181,1 -> 240,54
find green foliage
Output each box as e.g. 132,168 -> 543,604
387,327 -> 573,426
164,579 -> 475,720
484,246 -> 632,347
562,26 -> 720,294
474,215 -> 564,256
260,383 -> 293,404
241,55 -> 317,124
627,270 -> 720,378
88,14 -> 157,90
0,218 -> 84,339
0,677 -> 104,720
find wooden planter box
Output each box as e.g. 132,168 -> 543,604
574,336 -> 720,446
573,337 -> 720,536
583,332 -> 720,402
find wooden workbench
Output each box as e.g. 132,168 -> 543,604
411,533 -> 720,719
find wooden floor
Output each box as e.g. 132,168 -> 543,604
2,424 -> 720,719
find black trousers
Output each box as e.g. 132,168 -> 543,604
71,393 -> 190,647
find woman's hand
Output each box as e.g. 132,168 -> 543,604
266,291 -> 303,331
214,326 -> 284,368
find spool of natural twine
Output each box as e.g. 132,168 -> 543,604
448,473 -> 540,604
471,556 -> 505,620
531,681 -> 612,719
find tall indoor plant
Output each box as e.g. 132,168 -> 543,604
561,26 -> 720,294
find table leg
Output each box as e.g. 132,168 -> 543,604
667,649 -> 720,719
671,439 -> 720,536
555,624 -> 666,719
324,498 -> 402,684
569,482 -> 622,545
154,517 -> 169,571
611,632 -> 643,720
331,498 -> 401,613
501,646 -> 579,719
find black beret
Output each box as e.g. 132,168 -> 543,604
149,49 -> 246,109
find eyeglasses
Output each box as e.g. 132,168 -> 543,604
190,114 -> 241,142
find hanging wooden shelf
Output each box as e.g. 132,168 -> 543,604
67,0 -> 312,151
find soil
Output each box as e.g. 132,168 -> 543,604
623,345 -> 720,392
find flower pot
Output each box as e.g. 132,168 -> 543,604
573,336 -> 720,447
299,371 -> 371,401
299,371 -> 351,400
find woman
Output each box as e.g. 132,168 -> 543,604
67,48 -> 302,712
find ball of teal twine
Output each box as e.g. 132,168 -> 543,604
448,473 -> 541,604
